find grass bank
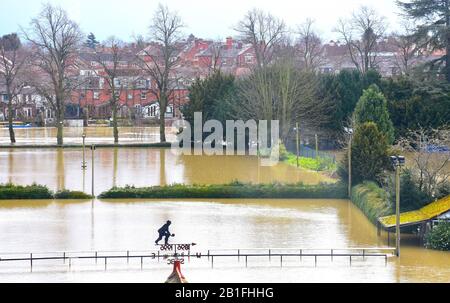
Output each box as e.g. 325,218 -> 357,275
98,181 -> 347,199
282,151 -> 337,172
351,181 -> 393,225
0,184 -> 92,200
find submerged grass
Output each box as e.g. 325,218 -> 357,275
0,183 -> 92,200
98,181 -> 347,199
283,152 -> 337,172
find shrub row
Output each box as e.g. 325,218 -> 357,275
98,181 -> 347,199
351,181 -> 393,224
0,184 -> 92,200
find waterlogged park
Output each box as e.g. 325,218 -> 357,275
0,119 -> 449,283
1,1 -> 450,284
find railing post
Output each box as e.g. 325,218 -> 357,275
104,257 -> 107,270
141,256 -> 143,269
95,251 -> 98,264
331,249 -> 333,261
238,249 -> 240,262
30,253 -> 33,269
211,256 -> 214,269
315,255 -> 317,267
63,252 -> 66,264
280,255 -> 283,267
245,255 -> 248,268
127,250 -> 129,263
269,249 -> 271,261
300,249 -> 302,261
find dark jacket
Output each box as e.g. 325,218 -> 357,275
158,223 -> 170,234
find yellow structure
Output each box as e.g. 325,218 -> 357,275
378,195 -> 450,229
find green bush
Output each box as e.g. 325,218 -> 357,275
349,122 -> 390,185
425,221 -> 450,251
54,190 -> 93,199
386,168 -> 431,212
0,183 -> 53,199
351,181 -> 393,224
98,182 -> 347,199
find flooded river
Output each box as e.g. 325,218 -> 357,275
0,148 -> 334,193
0,128 -> 448,283
0,198 -> 448,282
0,126 -> 177,145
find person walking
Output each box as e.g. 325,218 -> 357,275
155,220 -> 173,245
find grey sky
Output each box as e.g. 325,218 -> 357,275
0,0 -> 403,42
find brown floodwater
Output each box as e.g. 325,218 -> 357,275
0,198 -> 448,282
0,126 -> 177,145
0,148 -> 334,193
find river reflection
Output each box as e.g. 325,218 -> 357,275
0,199 -> 448,282
0,148 -> 334,193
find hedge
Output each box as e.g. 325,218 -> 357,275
98,181 -> 347,199
351,181 -> 393,225
0,183 -> 92,200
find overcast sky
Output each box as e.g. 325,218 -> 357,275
0,0 -> 403,42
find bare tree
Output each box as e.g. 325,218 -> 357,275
205,39 -> 223,74
392,21 -> 424,76
0,33 -> 29,143
335,6 -> 386,73
235,8 -> 287,68
236,57 -> 330,142
396,127 -> 450,198
135,4 -> 184,143
93,37 -> 132,143
23,4 -> 82,145
296,19 -> 324,71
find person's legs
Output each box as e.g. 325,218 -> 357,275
155,233 -> 163,244
164,233 -> 170,244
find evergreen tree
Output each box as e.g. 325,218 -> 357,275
85,32 -> 99,49
350,122 -> 390,185
182,71 -> 236,127
397,0 -> 450,82
354,84 -> 395,144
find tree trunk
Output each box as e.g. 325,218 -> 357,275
57,109 -> 64,146
160,109 -> 166,143
112,104 -> 119,143
7,97 -> 16,144
446,43 -> 450,83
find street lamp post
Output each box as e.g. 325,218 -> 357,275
345,127 -> 353,199
91,145 -> 96,198
295,123 -> 300,168
82,133 -> 87,169
390,155 -> 405,257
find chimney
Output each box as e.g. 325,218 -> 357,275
226,37 -> 233,50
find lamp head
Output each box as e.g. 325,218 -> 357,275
390,156 -> 399,167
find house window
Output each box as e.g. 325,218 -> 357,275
136,79 -> 146,88
148,104 -> 158,117
245,54 -> 253,63
2,95 -> 8,102
141,91 -> 147,100
23,107 -> 32,117
127,93 -> 133,100
113,78 -> 121,87
114,91 -> 120,98
93,91 -> 99,100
